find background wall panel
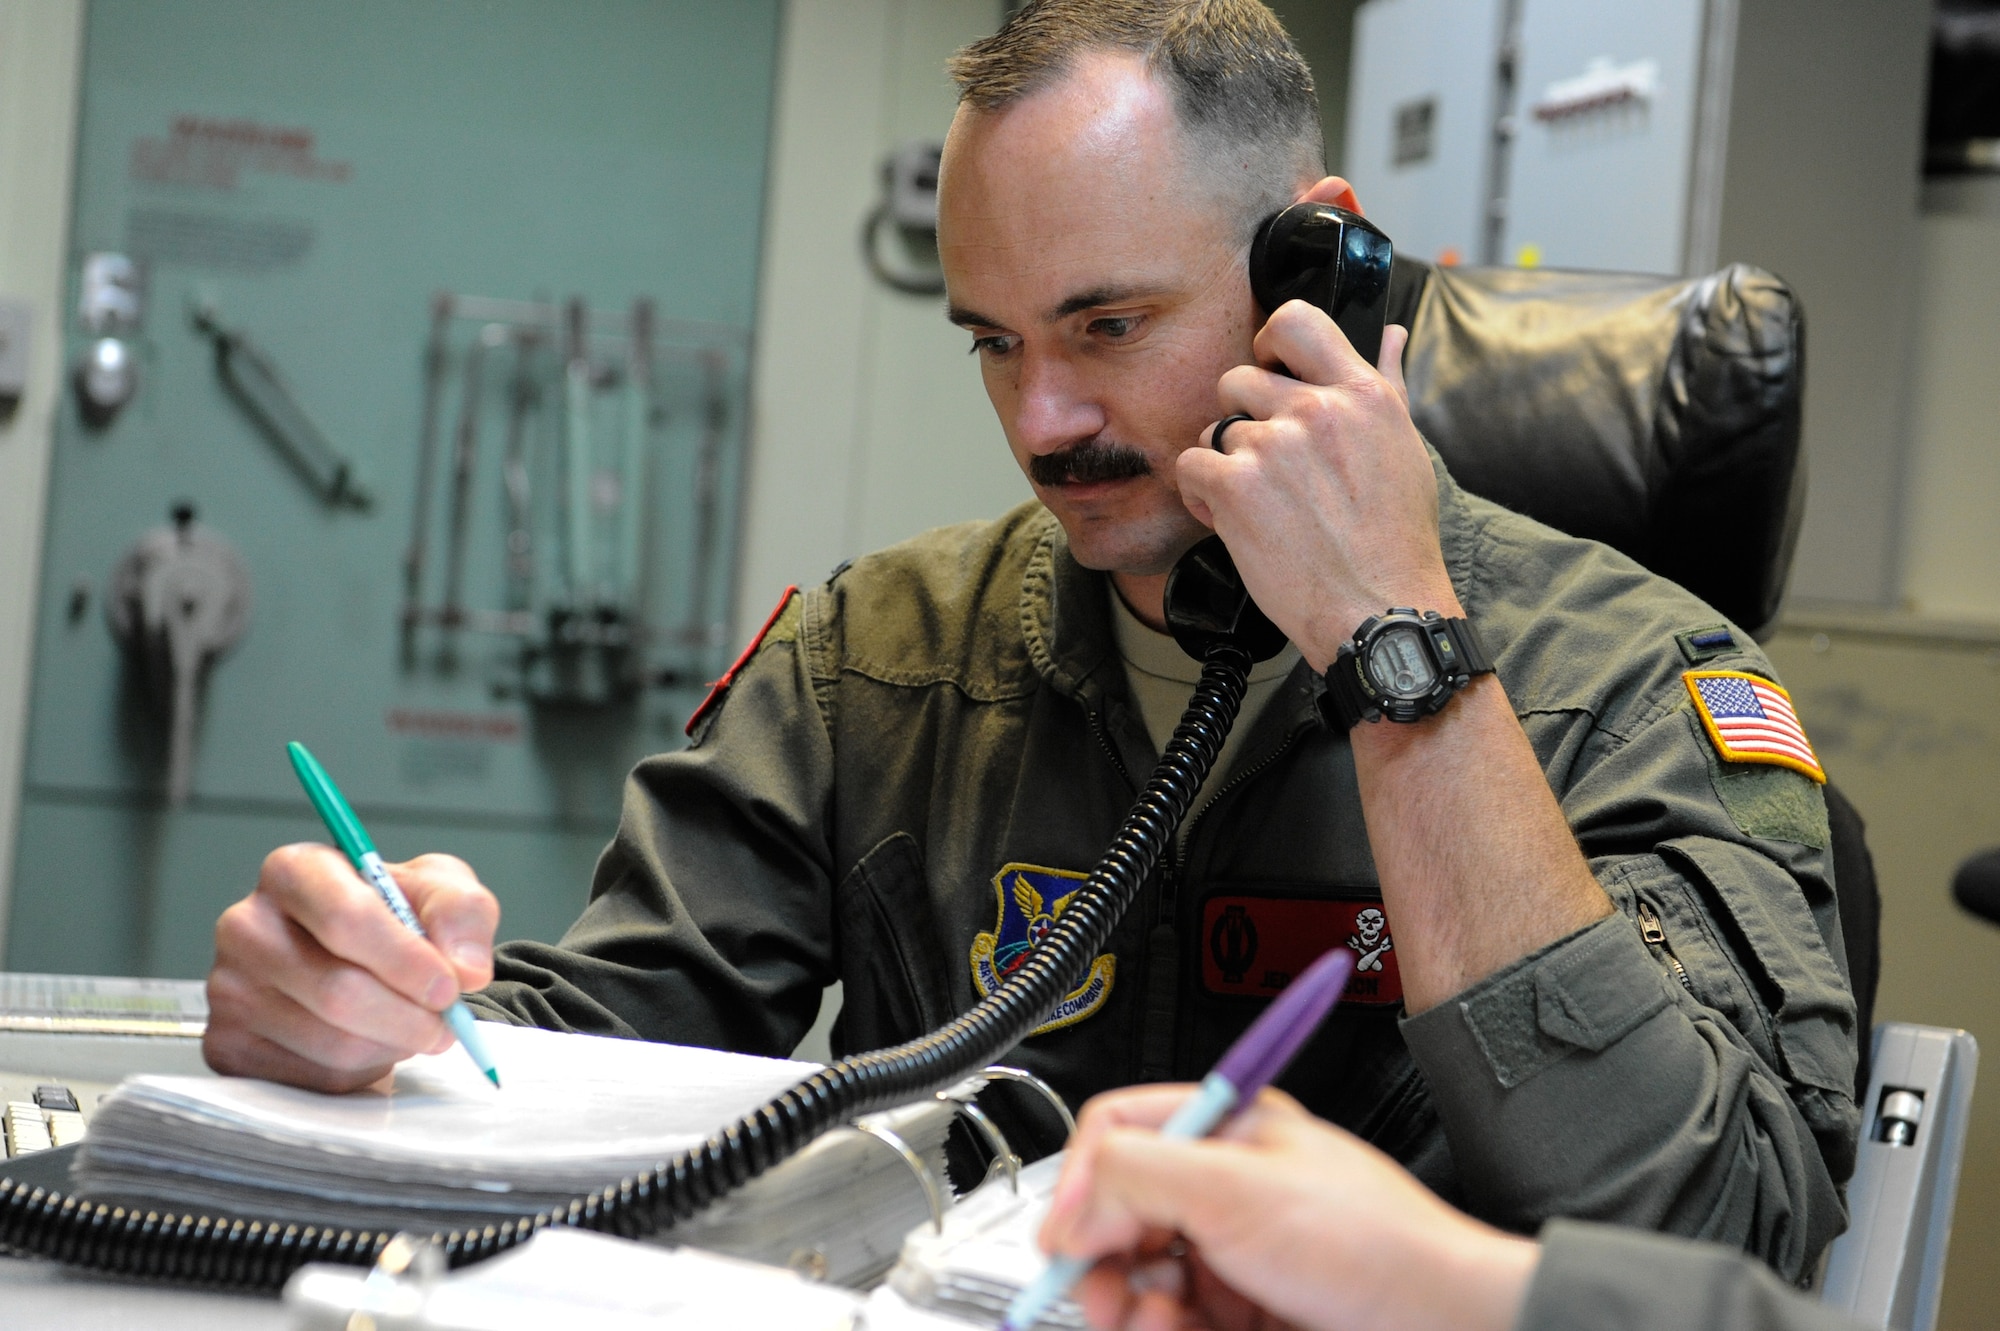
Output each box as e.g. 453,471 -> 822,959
8,0 -> 781,977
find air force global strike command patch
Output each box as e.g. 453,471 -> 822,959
1685,670 -> 1826,783
970,864 -> 1115,1035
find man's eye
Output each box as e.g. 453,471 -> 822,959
1089,316 -> 1141,340
968,334 -> 1016,357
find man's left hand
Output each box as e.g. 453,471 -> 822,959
1176,306 -> 1457,670
1177,301 -> 1612,1013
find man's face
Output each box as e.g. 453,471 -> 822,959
937,51 -> 1261,576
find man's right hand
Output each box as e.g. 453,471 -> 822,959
205,845 -> 499,1092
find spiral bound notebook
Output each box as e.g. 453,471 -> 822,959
74,1024 -> 956,1285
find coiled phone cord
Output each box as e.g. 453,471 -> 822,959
0,641 -> 1254,1290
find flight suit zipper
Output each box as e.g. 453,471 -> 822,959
1172,721 -> 1314,889
1086,707 -> 1134,791
1087,703 -> 1182,920
1636,899 -> 1695,995
1089,705 -> 1181,1081
1094,701 -> 1312,1081
1144,722 -> 1314,1081
1151,718 -> 1311,927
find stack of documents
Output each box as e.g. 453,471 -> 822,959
879,1154 -> 1085,1329
77,1024 -> 955,1285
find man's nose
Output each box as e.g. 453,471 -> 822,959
1012,352 -> 1105,457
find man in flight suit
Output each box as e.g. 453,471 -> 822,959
203,0 -> 1859,1280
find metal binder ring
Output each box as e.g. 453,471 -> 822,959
849,1121 -> 948,1235
1210,413 -> 1255,453
945,1095 -> 1021,1194
981,1065 -> 1078,1137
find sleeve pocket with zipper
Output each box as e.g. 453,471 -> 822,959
1658,837 -> 1860,1178
1601,844 -> 1859,1185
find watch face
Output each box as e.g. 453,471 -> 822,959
1368,624 -> 1437,698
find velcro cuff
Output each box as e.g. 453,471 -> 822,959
1453,914 -> 1673,1089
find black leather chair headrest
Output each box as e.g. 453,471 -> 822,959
1387,258 -> 1805,639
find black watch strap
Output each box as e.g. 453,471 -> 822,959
1442,615 -> 1493,675
1320,612 -> 1493,731
1321,653 -> 1378,731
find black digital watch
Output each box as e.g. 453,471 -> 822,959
1321,609 -> 1494,729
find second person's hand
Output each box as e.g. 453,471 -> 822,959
205,845 -> 499,1092
1038,1085 -> 1537,1331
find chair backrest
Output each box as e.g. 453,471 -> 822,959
1391,259 -> 1877,1083
1819,1023 -> 1979,1331
1393,260 -> 1973,1330
1388,258 -> 1806,640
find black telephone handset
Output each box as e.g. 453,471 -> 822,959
1248,201 -> 1395,368
1164,202 -> 1395,663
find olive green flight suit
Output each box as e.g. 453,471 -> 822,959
471,459 -> 1859,1280
1522,1222 -> 1871,1331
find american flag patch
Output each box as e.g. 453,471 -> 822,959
1685,670 -> 1825,784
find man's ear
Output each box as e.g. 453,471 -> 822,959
1298,176 -> 1363,216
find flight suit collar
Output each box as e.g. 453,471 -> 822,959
1018,512 -> 1120,712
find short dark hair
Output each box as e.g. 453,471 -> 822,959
949,0 -> 1324,237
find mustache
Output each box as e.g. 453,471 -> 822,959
1028,442 -> 1152,487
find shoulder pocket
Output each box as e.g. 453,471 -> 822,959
831,832 -> 953,1053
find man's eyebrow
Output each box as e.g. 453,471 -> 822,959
946,302 -> 999,328
1045,284 -> 1162,322
946,283 -> 1170,331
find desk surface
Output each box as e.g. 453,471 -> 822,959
0,1255 -> 286,1329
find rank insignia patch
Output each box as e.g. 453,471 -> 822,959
970,864 -> 1115,1035
1675,625 -> 1738,665
1201,896 -> 1402,1006
1685,670 -> 1825,784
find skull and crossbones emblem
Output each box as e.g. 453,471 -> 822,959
1347,907 -> 1393,973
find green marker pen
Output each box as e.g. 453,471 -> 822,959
286,741 -> 501,1088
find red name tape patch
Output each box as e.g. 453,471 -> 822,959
1200,895 -> 1402,1007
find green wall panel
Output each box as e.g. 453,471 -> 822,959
11,797 -> 606,979
10,0 -> 780,977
